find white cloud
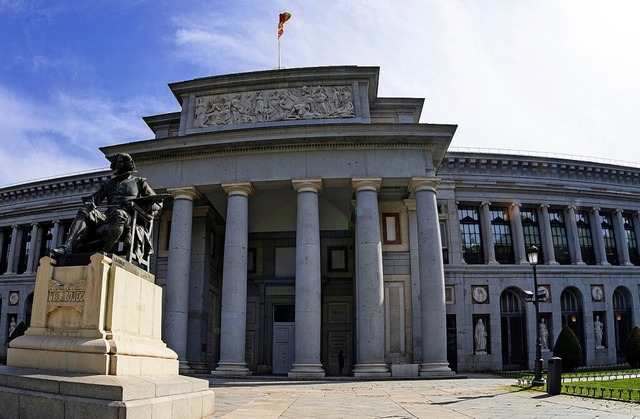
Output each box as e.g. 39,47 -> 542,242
0,84 -> 160,186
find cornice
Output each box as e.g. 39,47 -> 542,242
0,173 -> 110,208
442,152 -> 640,189
102,123 -> 455,163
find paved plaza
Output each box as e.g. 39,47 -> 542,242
202,374 -> 640,418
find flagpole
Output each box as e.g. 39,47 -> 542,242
277,12 -> 291,70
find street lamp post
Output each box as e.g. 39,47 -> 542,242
526,246 -> 545,387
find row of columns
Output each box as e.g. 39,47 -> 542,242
476,202 -> 639,266
162,176 -> 451,378
0,220 -> 65,276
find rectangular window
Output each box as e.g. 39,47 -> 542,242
458,206 -> 484,264
548,209 -> 570,265
600,213 -> 618,265
440,221 -> 449,264
521,208 -> 543,261
490,207 -> 514,264
247,248 -> 257,273
576,210 -> 596,265
381,213 -> 401,244
623,214 -> 640,265
328,246 -> 348,272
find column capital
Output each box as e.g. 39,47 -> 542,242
591,207 -> 601,213
11,224 -> 20,230
351,177 -> 381,193
614,208 -> 624,215
480,201 -> 491,208
539,203 -> 550,210
403,199 -> 416,212
53,219 -> 63,225
510,202 -> 521,209
408,177 -> 440,193
167,186 -> 201,200
566,205 -> 577,211
221,182 -> 254,197
30,222 -> 40,228
292,178 -> 322,194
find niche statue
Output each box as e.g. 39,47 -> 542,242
50,153 -> 164,266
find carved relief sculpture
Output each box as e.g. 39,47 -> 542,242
194,85 -> 355,128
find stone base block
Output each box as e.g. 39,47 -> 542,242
419,362 -> 455,378
390,363 -> 419,378
211,362 -> 252,377
0,365 -> 214,419
288,363 -> 325,379
352,363 -> 391,378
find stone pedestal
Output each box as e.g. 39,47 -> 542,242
2,254 -> 215,418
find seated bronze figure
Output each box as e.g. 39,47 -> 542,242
50,153 -> 165,268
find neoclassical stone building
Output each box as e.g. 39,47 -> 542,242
1,66 -> 639,376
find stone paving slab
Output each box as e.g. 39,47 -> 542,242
201,374 -> 640,418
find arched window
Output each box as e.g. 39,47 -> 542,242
613,287 -> 633,361
500,288 -> 527,370
561,287 -> 585,360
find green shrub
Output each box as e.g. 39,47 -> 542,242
626,326 -> 640,368
553,325 -> 583,372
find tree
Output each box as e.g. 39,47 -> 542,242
553,325 -> 583,372
626,326 -> 640,368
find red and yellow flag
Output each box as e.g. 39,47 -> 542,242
278,12 -> 292,38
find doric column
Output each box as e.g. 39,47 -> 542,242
51,220 -> 64,249
591,207 -> 609,265
163,186 -> 200,370
351,177 -> 390,378
566,206 -> 584,265
479,201 -> 498,264
289,179 -> 325,379
6,225 -> 22,274
25,222 -> 40,274
214,182 -> 254,376
614,210 -> 632,266
509,202 -> 528,264
409,177 -> 453,377
538,205 -> 557,265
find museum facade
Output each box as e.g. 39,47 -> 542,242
1,66 -> 639,376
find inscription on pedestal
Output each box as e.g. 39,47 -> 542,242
47,279 -> 86,314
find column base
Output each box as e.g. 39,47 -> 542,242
352,363 -> 391,378
419,362 -> 455,378
288,363 -> 325,379
187,361 -> 212,374
178,360 -> 194,375
211,362 -> 252,377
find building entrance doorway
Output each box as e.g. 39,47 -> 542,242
272,304 -> 295,374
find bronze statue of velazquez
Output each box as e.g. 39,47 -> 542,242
50,153 -> 164,266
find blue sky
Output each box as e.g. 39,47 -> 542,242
1,0 -> 640,186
